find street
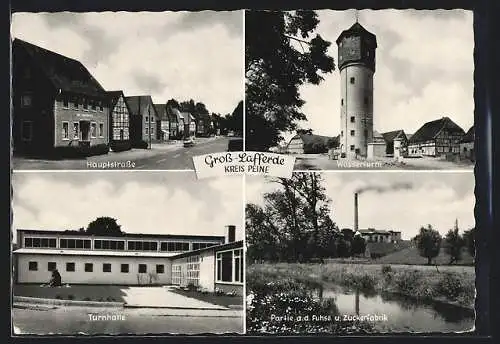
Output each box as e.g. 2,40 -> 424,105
12,136 -> 233,170
12,306 -> 243,335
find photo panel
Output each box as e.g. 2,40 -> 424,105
245,171 -> 475,334
245,9 -> 474,171
11,11 -> 244,171
11,171 -> 245,335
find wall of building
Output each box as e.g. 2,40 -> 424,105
110,95 -> 130,143
287,137 -> 304,154
408,141 -> 436,157
53,97 -> 109,148
340,64 -> 374,158
459,142 -> 474,160
198,250 -> 216,292
367,142 -> 385,159
17,254 -> 172,285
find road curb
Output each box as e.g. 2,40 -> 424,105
13,296 -> 124,308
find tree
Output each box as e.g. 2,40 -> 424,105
444,219 -> 465,264
166,98 -> 180,110
245,172 -> 339,262
351,235 -> 367,256
462,227 -> 476,258
415,225 -> 442,265
245,10 -> 335,151
225,101 -> 243,135
86,217 -> 123,236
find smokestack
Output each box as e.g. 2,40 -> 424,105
354,193 -> 359,232
226,225 -> 236,243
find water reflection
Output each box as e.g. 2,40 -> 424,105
312,284 -> 474,332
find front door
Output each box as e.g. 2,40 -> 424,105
80,121 -> 90,141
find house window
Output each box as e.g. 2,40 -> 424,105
350,77 -> 355,84
73,99 -> 79,109
216,249 -> 243,283
350,130 -> 355,136
91,102 -> 97,111
350,116 -> 355,123
121,264 -> 129,273
62,122 -> 69,140
156,264 -> 165,274
48,262 -> 57,271
63,98 -> 69,108
350,145 -> 355,151
99,123 -> 104,138
73,123 -> 79,139
22,121 -> 33,141
83,100 -> 88,111
103,263 -> 112,273
29,261 -> 38,271
138,264 -> 147,273
66,262 -> 75,272
145,128 -> 149,135
21,94 -> 32,108
85,263 -> 93,272
90,122 -> 97,138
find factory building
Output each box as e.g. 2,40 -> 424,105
13,225 -> 243,296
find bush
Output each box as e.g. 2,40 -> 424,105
394,270 -> 422,295
436,273 -> 463,300
132,140 -> 149,149
55,295 -> 62,299
110,140 -> 132,152
186,283 -> 197,291
67,294 -> 75,300
83,297 -> 92,301
381,265 -> 393,274
51,144 -> 109,159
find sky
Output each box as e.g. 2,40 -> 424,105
11,172 -> 244,243
246,172 -> 475,240
281,9 -> 474,143
11,11 -> 244,115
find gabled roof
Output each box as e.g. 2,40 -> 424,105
13,38 -> 106,98
124,96 -> 158,119
106,90 -> 130,111
461,126 -> 474,143
336,22 -> 377,47
289,133 -> 339,147
153,103 -> 168,121
409,117 -> 465,144
382,130 -> 406,143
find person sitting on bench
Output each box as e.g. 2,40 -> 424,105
49,269 -> 62,287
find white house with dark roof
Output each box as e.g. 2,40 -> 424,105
13,225 -> 244,295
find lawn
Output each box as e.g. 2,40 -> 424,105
169,288 -> 243,308
13,284 -> 129,303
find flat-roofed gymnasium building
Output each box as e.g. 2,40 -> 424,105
13,225 -> 244,296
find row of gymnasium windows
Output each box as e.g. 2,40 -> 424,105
28,261 -> 165,274
23,237 -> 219,252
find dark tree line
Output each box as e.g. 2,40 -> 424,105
246,173 -> 366,263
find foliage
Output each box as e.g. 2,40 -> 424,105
246,173 -> 341,263
436,273 -> 464,300
462,228 -> 476,258
351,235 -> 367,256
444,221 -> 465,265
381,265 -> 393,274
86,217 -> 123,236
415,225 -> 442,265
245,10 -> 335,151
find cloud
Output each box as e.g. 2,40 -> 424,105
246,172 -> 475,240
11,11 -> 243,114
12,173 -> 243,241
280,9 -> 473,141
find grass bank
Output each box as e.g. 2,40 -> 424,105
247,263 -> 475,310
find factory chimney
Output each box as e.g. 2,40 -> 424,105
354,192 -> 359,232
226,225 -> 236,243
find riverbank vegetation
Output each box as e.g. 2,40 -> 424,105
247,263 -> 475,310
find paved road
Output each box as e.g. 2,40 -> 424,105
12,306 -> 243,335
12,137 -> 233,170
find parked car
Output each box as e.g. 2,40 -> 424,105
183,137 -> 195,147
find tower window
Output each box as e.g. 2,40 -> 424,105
350,145 -> 355,151
364,97 -> 369,105
341,130 -> 343,137
341,99 -> 344,106
350,130 -> 355,136
350,77 -> 355,84
350,116 -> 355,123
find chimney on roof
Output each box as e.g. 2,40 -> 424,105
226,225 -> 236,243
354,193 -> 359,232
